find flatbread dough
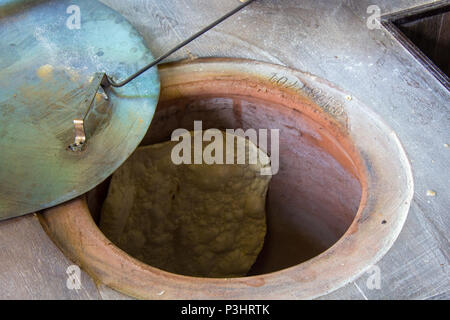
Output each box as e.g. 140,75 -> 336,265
100,131 -> 271,278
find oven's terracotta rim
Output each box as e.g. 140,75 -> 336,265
39,58 -> 414,299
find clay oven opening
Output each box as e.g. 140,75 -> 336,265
86,67 -> 363,277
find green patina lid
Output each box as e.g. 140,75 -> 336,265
0,0 -> 160,220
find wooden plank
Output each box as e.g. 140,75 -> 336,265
0,214 -> 100,299
97,284 -> 133,300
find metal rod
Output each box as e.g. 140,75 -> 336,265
106,0 -> 256,88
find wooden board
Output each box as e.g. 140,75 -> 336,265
0,214 -> 100,299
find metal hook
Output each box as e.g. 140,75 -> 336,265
69,72 -> 108,152
70,0 -> 256,151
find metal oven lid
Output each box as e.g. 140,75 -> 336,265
0,0 -> 160,220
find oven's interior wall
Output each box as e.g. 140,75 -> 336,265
89,94 -> 362,275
